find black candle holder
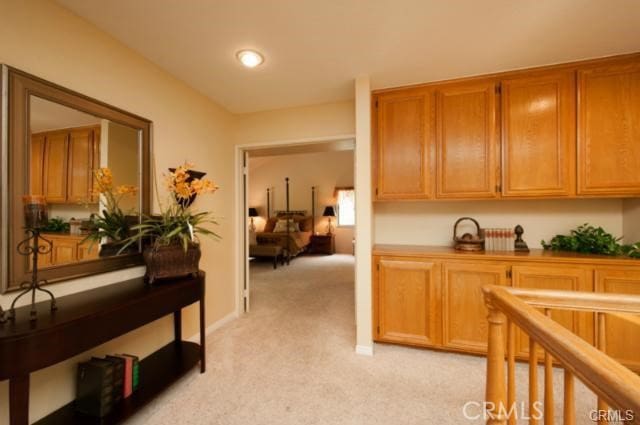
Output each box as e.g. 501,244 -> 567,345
8,228 -> 57,321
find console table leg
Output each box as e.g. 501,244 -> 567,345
199,296 -> 206,373
9,375 -> 29,425
173,310 -> 182,342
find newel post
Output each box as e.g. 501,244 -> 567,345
484,289 -> 508,425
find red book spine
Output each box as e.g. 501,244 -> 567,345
115,355 -> 133,398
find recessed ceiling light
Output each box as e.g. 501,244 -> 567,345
236,50 -> 264,68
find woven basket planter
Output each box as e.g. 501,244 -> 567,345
143,243 -> 201,284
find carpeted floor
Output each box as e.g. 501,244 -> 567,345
129,254 -> 596,424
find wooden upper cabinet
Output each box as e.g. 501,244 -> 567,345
374,256 -> 440,347
67,128 -> 95,203
30,134 -> 46,196
441,262 -> 508,353
374,89 -> 434,200
43,131 -> 69,203
577,59 -> 640,195
501,70 -> 576,197
435,81 -> 498,198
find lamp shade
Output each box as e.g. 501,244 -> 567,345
248,208 -> 259,217
322,206 -> 336,217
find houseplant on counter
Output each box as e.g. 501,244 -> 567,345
85,167 -> 138,256
121,163 -> 220,283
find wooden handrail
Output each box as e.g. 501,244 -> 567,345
483,285 -> 640,425
507,287 -> 640,313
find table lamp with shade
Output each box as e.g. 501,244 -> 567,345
322,206 -> 336,235
248,208 -> 258,232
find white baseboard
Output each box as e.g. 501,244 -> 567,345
355,344 -> 374,356
187,310 -> 239,343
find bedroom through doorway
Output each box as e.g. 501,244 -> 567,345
240,140 -> 356,329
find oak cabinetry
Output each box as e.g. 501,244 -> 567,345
32,126 -> 99,204
511,265 -> 593,356
501,70 -> 576,197
594,268 -> 640,371
373,53 -> 640,201
373,246 -> 640,369
67,128 -> 95,203
42,234 -> 99,267
577,59 -> 640,195
374,89 -> 434,200
374,256 -> 440,346
42,131 -> 69,203
436,81 -> 498,198
30,134 -> 46,196
441,262 -> 508,352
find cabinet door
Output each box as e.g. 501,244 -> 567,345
43,132 -> 69,203
501,71 -> 576,197
374,257 -> 440,347
442,262 -> 508,353
577,59 -> 640,195
512,265 -> 593,357
51,238 -> 77,265
595,269 -> 640,372
67,128 -> 95,203
77,241 -> 99,262
436,81 -> 498,198
30,134 -> 46,196
375,89 -> 434,200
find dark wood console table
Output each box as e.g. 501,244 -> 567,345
0,272 -> 206,425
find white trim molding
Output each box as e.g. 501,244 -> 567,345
187,310 -> 239,343
355,344 -> 374,356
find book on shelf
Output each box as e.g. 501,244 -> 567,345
75,358 -> 115,417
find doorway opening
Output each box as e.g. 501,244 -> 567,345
238,139 -> 356,319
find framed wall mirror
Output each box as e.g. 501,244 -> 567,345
1,65 -> 151,293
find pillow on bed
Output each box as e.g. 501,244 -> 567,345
263,217 -> 278,233
273,219 -> 300,233
296,216 -> 313,232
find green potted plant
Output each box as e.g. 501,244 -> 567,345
85,168 -> 138,256
122,163 -> 220,283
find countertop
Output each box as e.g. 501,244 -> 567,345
373,244 -> 640,267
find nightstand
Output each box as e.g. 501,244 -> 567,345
309,234 -> 335,255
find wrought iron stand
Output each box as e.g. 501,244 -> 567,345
9,228 -> 57,321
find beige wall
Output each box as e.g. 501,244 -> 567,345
623,199 -> 640,244
0,0 -> 236,422
234,100 -> 355,145
107,121 -> 139,212
249,150 -> 355,254
375,199 -> 625,248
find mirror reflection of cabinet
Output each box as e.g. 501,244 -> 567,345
32,126 -> 100,204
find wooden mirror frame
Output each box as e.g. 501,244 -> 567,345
0,65 -> 152,293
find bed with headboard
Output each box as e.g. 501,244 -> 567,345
255,178 -> 316,261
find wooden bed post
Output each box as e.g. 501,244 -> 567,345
311,186 -> 316,235
285,177 -> 291,265
266,188 -> 271,220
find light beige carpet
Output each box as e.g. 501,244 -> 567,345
129,254 -> 596,425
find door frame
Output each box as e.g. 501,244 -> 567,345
234,134 -> 356,316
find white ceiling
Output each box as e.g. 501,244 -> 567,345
31,96 -> 101,133
57,0 -> 640,114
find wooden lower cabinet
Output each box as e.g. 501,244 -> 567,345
441,262 -> 508,352
373,249 -> 640,370
42,234 -> 100,267
595,268 -> 640,371
511,265 -> 594,357
374,257 -> 440,347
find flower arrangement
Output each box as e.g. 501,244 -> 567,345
85,168 -> 138,247
122,162 -> 220,253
